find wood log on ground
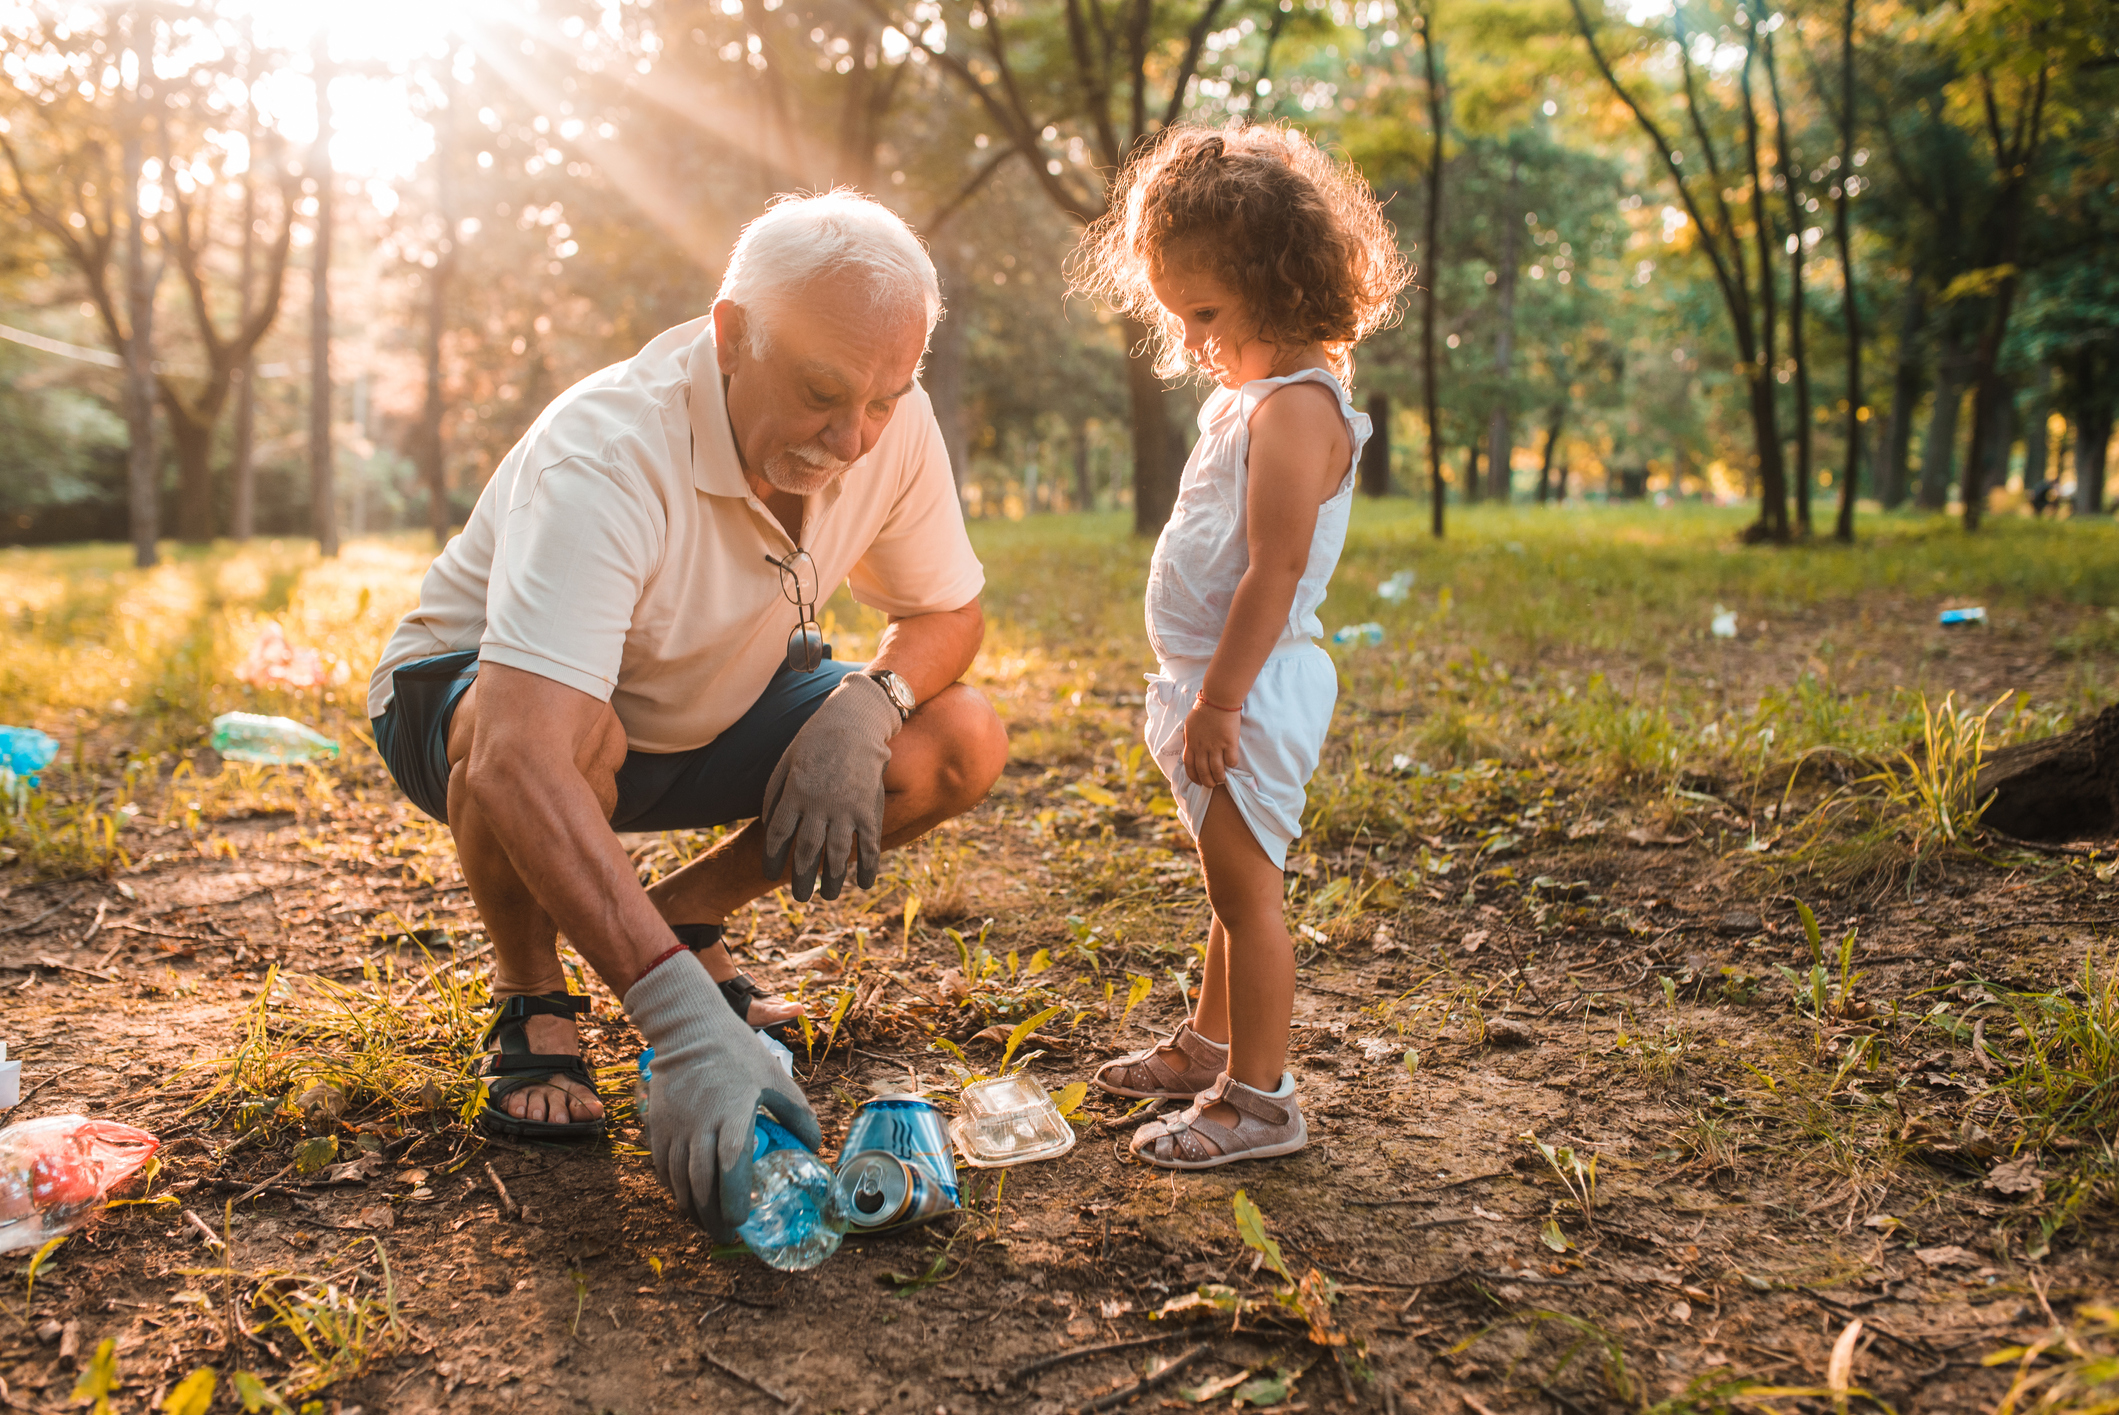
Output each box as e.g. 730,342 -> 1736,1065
1975,703 -> 2119,841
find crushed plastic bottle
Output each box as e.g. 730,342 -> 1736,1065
1377,569 -> 1416,602
0,1115 -> 160,1254
1939,606 -> 1987,627
209,712 -> 340,765
636,1048 -> 844,1272
1711,605 -> 1739,639
1331,622 -> 1385,647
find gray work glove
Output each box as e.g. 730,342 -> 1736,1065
625,950 -> 822,1239
760,673 -> 902,901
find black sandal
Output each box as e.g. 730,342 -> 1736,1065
672,924 -> 795,1046
476,992 -> 608,1142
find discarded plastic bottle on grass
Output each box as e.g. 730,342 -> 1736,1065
209,712 -> 339,765
637,1046 -> 844,1272
1330,622 -> 1385,647
0,1115 -> 160,1254
0,726 -> 58,781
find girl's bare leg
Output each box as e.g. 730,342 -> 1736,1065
1190,915 -> 1232,1046
1195,787 -> 1294,1097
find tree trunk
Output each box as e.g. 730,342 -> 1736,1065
1359,392 -> 1390,497
1917,341 -> 1964,511
1879,284 -> 1925,509
1419,0 -> 1445,540
414,77 -> 456,545
1463,437 -> 1480,504
1831,0 -> 1860,544
1123,314 -> 1182,535
1486,159 -> 1520,503
1764,28 -> 1811,537
2020,376 -> 2050,508
927,244 -> 973,492
1961,280 -> 2020,531
1973,703 -> 2119,842
230,114 -> 258,543
1536,403 -> 1565,503
309,41 -> 338,559
2077,402 -> 2113,515
1739,34 -> 1788,544
121,88 -> 160,570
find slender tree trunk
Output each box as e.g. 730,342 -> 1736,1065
1418,0 -> 1445,539
1463,437 -> 1480,504
1830,0 -> 1860,543
2021,375 -> 2051,510
1961,281 -> 2020,531
1739,25 -> 1788,543
121,58 -> 160,570
1880,284 -> 1925,508
926,246 -> 973,492
231,104 -> 259,542
1764,29 -> 1811,537
1123,315 -> 1182,534
1536,403 -> 1565,503
1486,159 -> 1520,502
1918,338 -> 1965,511
1359,392 -> 1390,496
414,76 -> 456,545
2076,401 -> 2112,515
309,42 -> 338,558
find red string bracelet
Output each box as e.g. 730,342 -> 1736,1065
1194,690 -> 1242,714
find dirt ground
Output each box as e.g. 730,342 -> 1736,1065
3,597 -> 2115,1415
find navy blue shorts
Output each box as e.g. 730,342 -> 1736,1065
371,649 -> 863,832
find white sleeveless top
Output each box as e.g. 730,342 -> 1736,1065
1145,368 -> 1369,667
1137,368 -> 1367,869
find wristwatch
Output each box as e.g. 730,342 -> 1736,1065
863,666 -> 917,724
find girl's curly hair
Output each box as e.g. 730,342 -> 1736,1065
1071,121 -> 1411,383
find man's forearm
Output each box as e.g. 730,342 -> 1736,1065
869,600 -> 984,703
470,751 -> 674,993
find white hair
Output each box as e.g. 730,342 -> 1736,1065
715,190 -> 942,357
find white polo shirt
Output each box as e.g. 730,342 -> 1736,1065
367,317 -> 985,754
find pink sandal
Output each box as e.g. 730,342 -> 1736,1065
1092,1020 -> 1229,1100
1130,1072 -> 1308,1170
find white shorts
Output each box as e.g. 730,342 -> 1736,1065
1143,643 -> 1337,870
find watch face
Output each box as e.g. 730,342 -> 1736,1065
872,669 -> 914,712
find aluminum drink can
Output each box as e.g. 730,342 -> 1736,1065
839,1095 -> 959,1201
830,1150 -> 957,1231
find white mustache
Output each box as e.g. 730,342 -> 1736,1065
787,442 -> 848,471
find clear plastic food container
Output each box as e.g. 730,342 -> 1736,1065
949,1073 -> 1077,1168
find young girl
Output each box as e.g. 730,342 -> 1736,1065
1076,122 -> 1409,1169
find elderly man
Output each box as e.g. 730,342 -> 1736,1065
366,193 -> 1006,1236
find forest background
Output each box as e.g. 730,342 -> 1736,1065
0,0 -> 2114,558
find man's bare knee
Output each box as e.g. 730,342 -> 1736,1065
922,684 -> 1006,812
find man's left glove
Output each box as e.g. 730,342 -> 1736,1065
626,949 -> 823,1239
760,673 -> 903,901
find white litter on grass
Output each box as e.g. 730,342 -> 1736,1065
1378,569 -> 1416,601
1356,1037 -> 1401,1064
1711,605 -> 1738,638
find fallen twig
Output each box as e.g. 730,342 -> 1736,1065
1967,914 -> 2119,936
182,1208 -> 227,1251
0,897 -> 74,937
1803,1288 -> 1940,1359
1073,1342 -> 1214,1415
485,1162 -> 520,1220
76,901 -> 107,948
1009,1322 -> 1218,1384
699,1349 -> 796,1405
228,1160 -> 299,1208
8,1064 -> 87,1111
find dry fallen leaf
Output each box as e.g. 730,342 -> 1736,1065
1984,1157 -> 2042,1197
354,1204 -> 397,1232
1668,1300 -> 1693,1324
1914,1244 -> 1979,1269
1623,828 -> 1690,847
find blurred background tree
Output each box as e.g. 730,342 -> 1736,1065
0,0 -> 2112,554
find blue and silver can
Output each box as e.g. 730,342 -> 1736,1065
830,1094 -> 960,1231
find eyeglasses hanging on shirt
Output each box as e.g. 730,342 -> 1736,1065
766,548 -> 825,673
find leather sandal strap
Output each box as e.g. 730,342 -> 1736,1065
1171,1022 -> 1230,1069
1218,1077 -> 1293,1126
481,991 -> 589,1046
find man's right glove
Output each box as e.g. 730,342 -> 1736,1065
624,949 -> 822,1238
